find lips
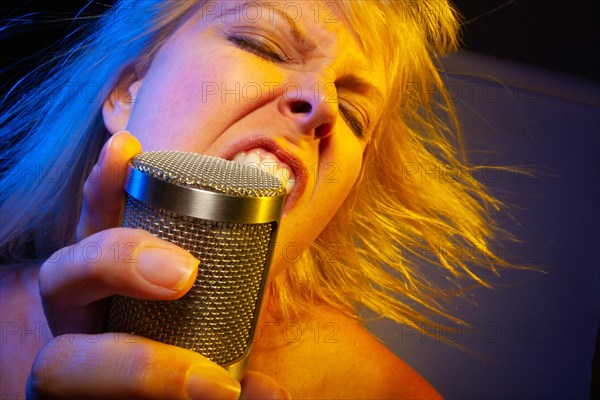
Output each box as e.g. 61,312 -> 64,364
219,137 -> 307,214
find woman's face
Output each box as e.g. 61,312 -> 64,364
104,0 -> 386,276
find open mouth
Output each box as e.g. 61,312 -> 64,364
231,147 -> 296,194
221,136 -> 307,215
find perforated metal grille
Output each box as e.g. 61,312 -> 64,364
132,151 -> 285,197
108,196 -> 273,365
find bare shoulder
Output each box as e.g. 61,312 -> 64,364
0,263 -> 49,399
327,310 -> 442,399
250,307 -> 442,399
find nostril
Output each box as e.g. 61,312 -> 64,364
290,101 -> 312,114
315,122 -> 333,139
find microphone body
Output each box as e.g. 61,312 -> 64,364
106,151 -> 285,380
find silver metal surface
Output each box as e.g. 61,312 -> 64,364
107,151 -> 285,381
125,168 -> 284,224
132,151 -> 284,197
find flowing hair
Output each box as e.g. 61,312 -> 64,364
1,1 -> 513,335
1,1 -> 198,261
272,1 -> 517,332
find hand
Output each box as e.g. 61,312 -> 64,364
29,132 -> 288,399
27,334 -> 286,399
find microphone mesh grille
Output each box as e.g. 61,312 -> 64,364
108,196 -> 273,365
107,151 -> 282,366
133,151 -> 285,197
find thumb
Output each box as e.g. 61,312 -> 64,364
240,371 -> 291,399
76,131 -> 142,241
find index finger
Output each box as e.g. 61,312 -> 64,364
76,131 -> 142,241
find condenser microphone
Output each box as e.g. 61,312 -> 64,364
107,151 -> 286,380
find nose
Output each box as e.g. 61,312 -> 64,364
277,80 -> 337,140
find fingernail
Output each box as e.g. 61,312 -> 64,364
186,365 -> 241,400
108,131 -> 130,147
137,248 -> 198,290
110,131 -> 140,158
98,131 -> 131,165
279,387 -> 292,399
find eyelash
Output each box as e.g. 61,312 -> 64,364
227,34 -> 288,63
227,33 -> 368,139
338,107 -> 364,138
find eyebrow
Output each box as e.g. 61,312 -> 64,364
271,4 -> 317,53
337,74 -> 385,109
252,2 -> 383,105
216,1 -> 317,53
214,1 -> 384,106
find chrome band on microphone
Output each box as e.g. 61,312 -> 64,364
125,167 -> 284,224
106,151 -> 286,381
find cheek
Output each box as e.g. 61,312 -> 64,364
316,144 -> 365,226
126,53 -> 283,152
126,61 -> 234,151
268,145 -> 364,277
319,137 -> 365,206
317,156 -> 362,221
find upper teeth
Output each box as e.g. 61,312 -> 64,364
232,148 -> 296,193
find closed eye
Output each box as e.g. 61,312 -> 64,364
339,102 -> 368,139
227,33 -> 289,63
336,75 -> 382,140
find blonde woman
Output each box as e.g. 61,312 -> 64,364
1,1 -> 506,398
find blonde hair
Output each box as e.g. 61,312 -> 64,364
272,1 -> 515,332
1,1 -> 512,333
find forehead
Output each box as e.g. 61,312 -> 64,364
197,1 -> 384,70
201,0 -> 353,28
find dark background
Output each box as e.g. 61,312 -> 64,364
453,0 -> 598,81
1,1 -> 598,399
0,0 -> 598,89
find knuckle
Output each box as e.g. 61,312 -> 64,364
126,340 -> 155,374
60,228 -> 143,283
82,177 -> 93,197
81,176 -> 98,206
27,341 -> 68,398
26,372 -> 45,399
127,341 -> 190,396
26,366 -> 44,399
38,247 -> 68,299
106,339 -> 165,394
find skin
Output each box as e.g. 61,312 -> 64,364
107,0 -> 387,278
0,1 -> 442,398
